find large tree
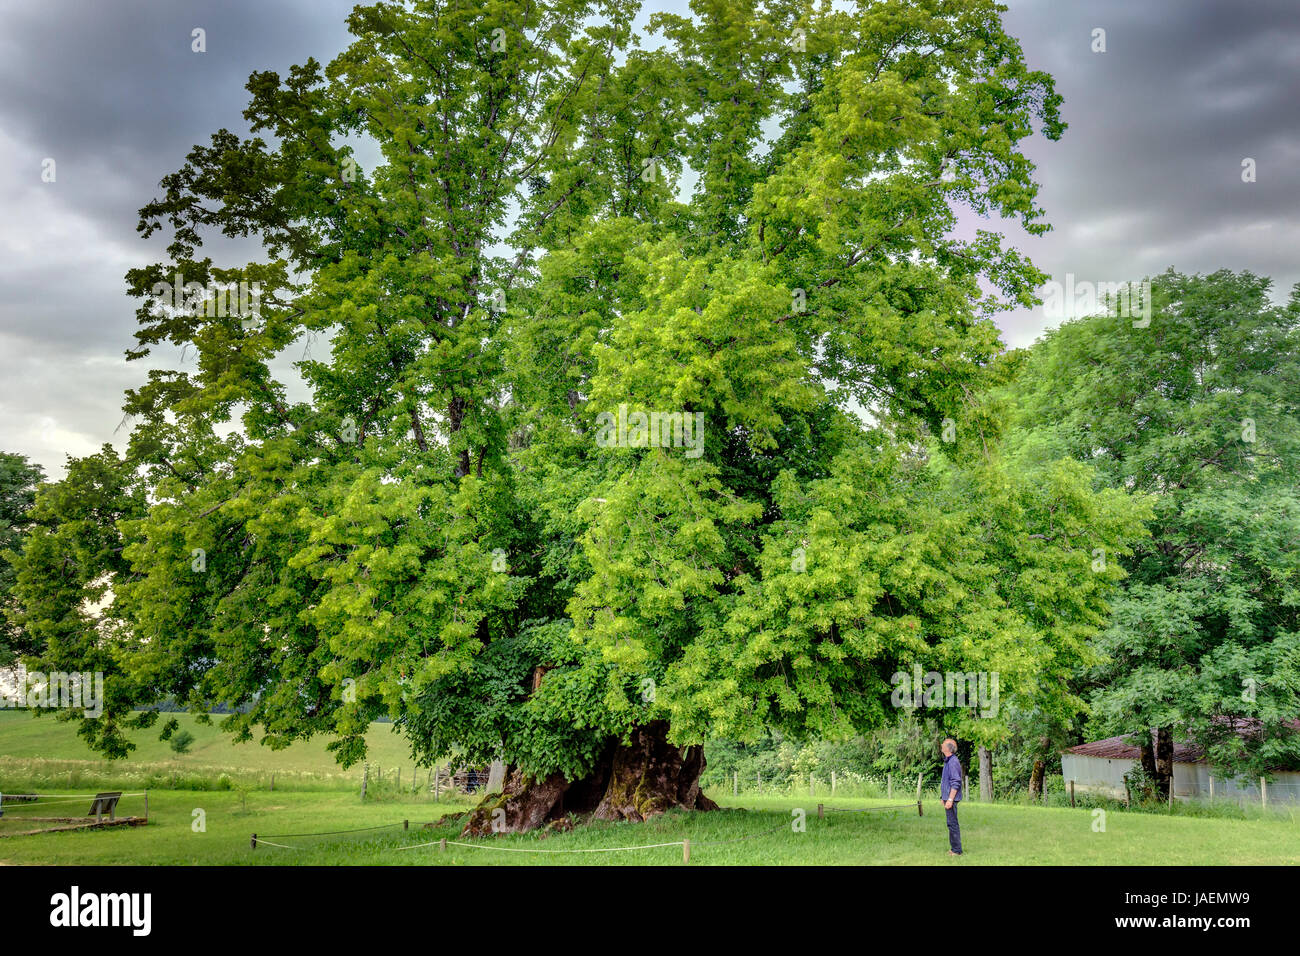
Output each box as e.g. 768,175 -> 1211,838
1005,269 -> 1300,797
12,0 -> 1148,832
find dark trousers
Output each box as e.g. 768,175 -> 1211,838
945,803 -> 962,854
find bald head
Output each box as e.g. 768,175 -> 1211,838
941,738 -> 957,755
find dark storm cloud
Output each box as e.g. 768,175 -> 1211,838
0,0 -> 355,469
1,0 -> 1299,473
996,0 -> 1300,345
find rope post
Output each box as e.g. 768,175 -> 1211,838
251,833 -> 257,850
917,800 -> 923,817
1069,780 -> 1075,808
404,819 -> 409,830
439,838 -> 446,853
817,803 -> 824,818
915,772 -> 923,804
683,838 -> 690,865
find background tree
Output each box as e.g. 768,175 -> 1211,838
1004,269 -> 1300,798
4,446 -> 145,754
0,451 -> 44,667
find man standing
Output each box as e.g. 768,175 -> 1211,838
940,738 -> 963,856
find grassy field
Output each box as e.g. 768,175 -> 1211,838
2,710 -> 1298,865
1,790 -> 1298,865
0,710 -> 415,783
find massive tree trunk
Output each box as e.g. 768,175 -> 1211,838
462,721 -> 718,836
484,759 -> 507,794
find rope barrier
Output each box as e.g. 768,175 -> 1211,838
258,822 -> 403,839
408,839 -> 687,854
690,818 -> 791,846
822,803 -> 919,813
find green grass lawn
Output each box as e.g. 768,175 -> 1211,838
0,790 -> 1297,865
3,710 -> 1298,865
0,710 -> 416,782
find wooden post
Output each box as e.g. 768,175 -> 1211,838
831,770 -> 837,796
915,772 -> 923,804
1261,777 -> 1267,810
250,833 -> 257,850
683,838 -> 690,864
404,819 -> 409,830
817,803 -> 824,818
439,838 -> 446,853
887,773 -> 892,799
1069,780 -> 1075,808
917,800 -> 923,817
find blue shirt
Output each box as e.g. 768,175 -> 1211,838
941,753 -> 963,802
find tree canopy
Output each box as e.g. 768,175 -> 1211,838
8,0 -> 1158,826
1005,269 -> 1300,783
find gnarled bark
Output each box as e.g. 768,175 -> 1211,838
462,721 -> 717,835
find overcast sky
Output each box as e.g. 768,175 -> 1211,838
2,0 -> 1298,478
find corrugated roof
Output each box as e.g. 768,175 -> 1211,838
1067,718 -> 1300,765
1067,734 -> 1202,762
